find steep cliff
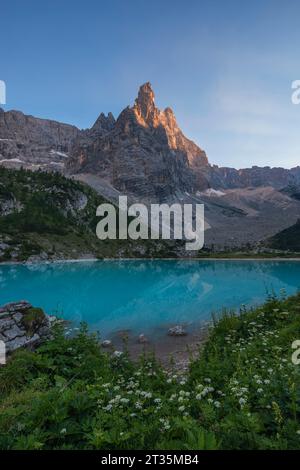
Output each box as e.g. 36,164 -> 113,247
0,108 -> 79,171
66,83 -> 210,200
1,84 -> 300,200
207,165 -> 300,190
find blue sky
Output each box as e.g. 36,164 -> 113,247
1,0 -> 300,169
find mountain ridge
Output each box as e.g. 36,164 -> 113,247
1,83 -> 300,199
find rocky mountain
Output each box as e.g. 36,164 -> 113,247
195,186 -> 300,249
66,82 -> 300,197
1,82 -> 300,198
207,165 -> 300,190
67,82 -> 209,200
0,107 -> 79,171
1,83 -> 300,250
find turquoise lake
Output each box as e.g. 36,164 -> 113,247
0,260 -> 300,339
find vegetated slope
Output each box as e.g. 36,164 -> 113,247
0,292 -> 299,449
266,219 -> 300,252
0,168 -> 178,261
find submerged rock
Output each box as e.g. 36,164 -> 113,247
138,334 -> 148,344
112,350 -> 123,358
168,325 -> 187,337
101,339 -> 112,348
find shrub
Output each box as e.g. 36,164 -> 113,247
0,293 -> 299,450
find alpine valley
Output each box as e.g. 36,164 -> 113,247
1,82 -> 300,259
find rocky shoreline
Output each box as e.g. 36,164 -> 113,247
1,256 -> 300,266
0,300 -> 210,371
0,301 -> 55,354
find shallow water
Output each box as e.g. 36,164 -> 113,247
0,260 -> 299,339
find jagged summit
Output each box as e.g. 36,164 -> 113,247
92,112 -> 115,132
2,82 -> 299,203
133,82 -> 160,126
66,81 -> 210,198
131,83 -> 208,168
135,82 -> 155,111
132,82 -> 178,128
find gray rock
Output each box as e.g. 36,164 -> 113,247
0,242 -> 9,251
38,325 -> 52,338
112,350 -> 123,358
138,334 -> 148,344
0,332 -> 6,342
0,310 -> 9,317
6,333 -> 41,352
5,336 -> 28,352
2,324 -> 24,340
101,340 -> 112,348
0,300 -> 53,354
1,301 -> 32,312
47,315 -> 64,327
13,312 -> 23,324
66,82 -> 209,200
168,325 -> 187,337
26,253 -> 49,263
0,109 -> 80,171
1,82 -> 300,197
0,317 -> 15,331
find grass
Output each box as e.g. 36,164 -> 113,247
0,291 -> 299,450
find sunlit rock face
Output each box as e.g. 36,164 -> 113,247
133,82 -> 159,126
67,82 -> 210,200
133,83 -> 208,165
2,82 -> 300,202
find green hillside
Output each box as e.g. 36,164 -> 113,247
267,220 -> 300,252
0,168 -> 177,261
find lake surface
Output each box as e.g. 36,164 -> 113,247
0,260 -> 299,339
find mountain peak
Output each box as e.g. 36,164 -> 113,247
137,82 -> 155,105
92,112 -> 115,133
131,82 -> 208,167
134,82 -> 158,124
